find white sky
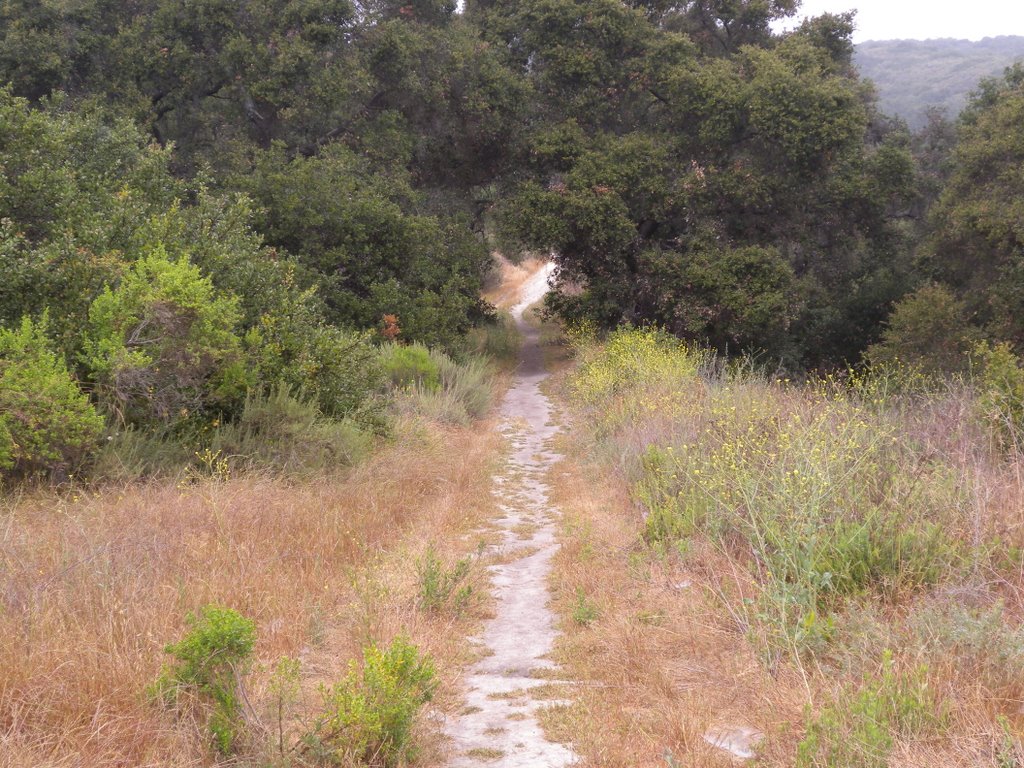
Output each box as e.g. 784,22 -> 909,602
774,0 -> 1024,43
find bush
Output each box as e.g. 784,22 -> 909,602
796,652 -> 944,768
572,588 -> 600,626
637,391 -> 961,658
305,636 -> 436,767
82,245 -> 248,426
393,348 -> 493,426
0,314 -> 103,480
89,425 -> 192,482
153,606 -> 257,754
975,340 -> 1024,450
431,349 -> 492,420
244,291 -> 387,427
866,283 -> 979,375
575,329 -> 965,661
909,602 -> 1024,703
380,343 -> 440,391
209,387 -> 373,473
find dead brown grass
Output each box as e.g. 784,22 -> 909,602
0,415 -> 502,767
545,449 -> 808,767
544,337 -> 1024,766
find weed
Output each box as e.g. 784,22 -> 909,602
210,386 -> 372,473
151,605 -> 256,754
267,656 -> 301,759
997,715 -> 1023,768
304,636 -> 436,767
394,349 -> 493,425
795,651 -> 944,768
571,588 -> 599,626
417,545 -> 474,614
190,447 -> 231,481
909,601 -> 1024,700
380,343 -> 440,391
577,329 -> 967,661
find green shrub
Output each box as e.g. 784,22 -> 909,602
416,546 -> 473,613
796,652 -> 944,768
0,314 -> 103,480
909,602 -> 1024,700
305,636 -> 436,767
570,327 -> 710,439
209,387 -> 372,473
975,340 -> 1024,450
571,588 -> 600,626
83,245 -> 248,426
571,327 -> 707,408
394,349 -> 493,425
244,293 -> 386,427
380,343 -> 440,391
431,349 -> 492,420
153,605 -> 257,754
866,283 -> 979,375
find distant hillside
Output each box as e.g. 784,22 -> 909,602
855,36 -> 1024,128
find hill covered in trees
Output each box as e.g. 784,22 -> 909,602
855,36 -> 1024,127
1,0 -> 1024,484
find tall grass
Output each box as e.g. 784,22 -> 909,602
567,327 -> 1024,762
209,386 -> 373,473
0,410 -> 498,766
465,311 -> 521,365
384,344 -> 494,426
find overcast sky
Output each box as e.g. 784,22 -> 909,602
774,0 -> 1024,43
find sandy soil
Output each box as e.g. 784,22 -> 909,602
444,263 -> 577,767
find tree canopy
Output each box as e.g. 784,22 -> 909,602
2,0 -> 1024,480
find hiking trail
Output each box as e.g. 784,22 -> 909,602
444,262 -> 578,767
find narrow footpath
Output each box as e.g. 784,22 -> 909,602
445,263 -> 578,767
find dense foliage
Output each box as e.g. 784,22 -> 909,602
0,315 -> 104,479
1,0 -> 1023,481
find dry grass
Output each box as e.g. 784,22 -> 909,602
546,451 -> 807,767
544,330 -> 1024,766
0,414 -> 503,767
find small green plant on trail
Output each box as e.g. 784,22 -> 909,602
152,605 -> 256,754
304,636 -> 436,767
416,545 -> 474,613
796,651 -> 945,768
571,588 -> 599,626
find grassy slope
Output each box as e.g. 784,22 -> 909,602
0,255 -> 544,767
543,328 -> 1024,766
0,412 -> 505,766
855,37 -> 1024,127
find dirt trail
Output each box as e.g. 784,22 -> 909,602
445,263 -> 577,767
